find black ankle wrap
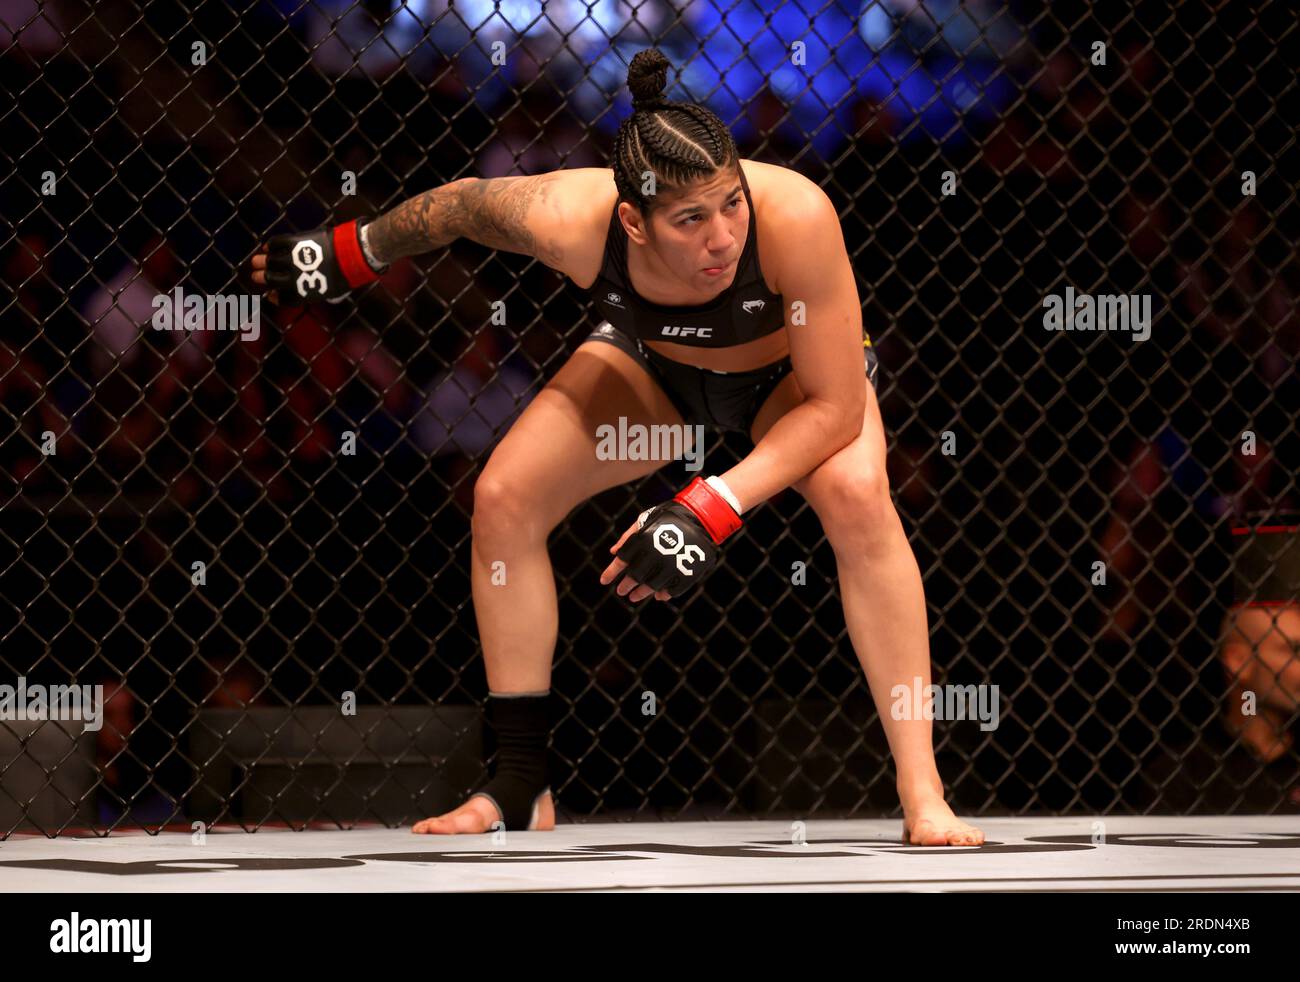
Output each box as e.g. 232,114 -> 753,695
469,691 -> 551,830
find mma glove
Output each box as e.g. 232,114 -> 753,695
262,219 -> 385,303
615,476 -> 742,599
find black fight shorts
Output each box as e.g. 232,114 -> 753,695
583,321 -> 879,435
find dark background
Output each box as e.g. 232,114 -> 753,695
1,0 -> 1297,829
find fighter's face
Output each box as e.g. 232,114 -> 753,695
645,167 -> 747,292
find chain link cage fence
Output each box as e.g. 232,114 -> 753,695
1,0 -> 1297,836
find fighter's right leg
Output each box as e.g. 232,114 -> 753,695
413,338 -> 687,833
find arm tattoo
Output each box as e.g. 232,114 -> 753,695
453,174 -> 565,268
364,174 -> 565,268
363,183 -> 467,263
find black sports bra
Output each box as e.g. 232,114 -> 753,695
586,164 -> 786,349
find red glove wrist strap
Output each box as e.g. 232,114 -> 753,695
674,476 -> 742,544
333,220 -> 381,287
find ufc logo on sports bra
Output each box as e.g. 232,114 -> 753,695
660,325 -> 712,338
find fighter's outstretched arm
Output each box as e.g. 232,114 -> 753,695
250,171 -> 580,302
364,174 -> 567,270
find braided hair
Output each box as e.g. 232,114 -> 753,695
612,49 -> 738,216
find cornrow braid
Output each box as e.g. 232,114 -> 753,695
612,48 -> 739,215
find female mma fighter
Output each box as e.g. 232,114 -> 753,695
252,49 -> 984,846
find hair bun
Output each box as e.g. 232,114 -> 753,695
628,48 -> 671,109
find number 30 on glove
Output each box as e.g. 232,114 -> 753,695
259,219 -> 385,303
606,477 -> 742,600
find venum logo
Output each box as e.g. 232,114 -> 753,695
661,325 -> 712,338
604,292 -> 624,307
742,299 -> 765,314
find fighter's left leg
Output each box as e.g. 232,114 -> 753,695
750,366 -> 985,847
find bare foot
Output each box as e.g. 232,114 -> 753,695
411,791 -> 555,834
1224,705 -> 1294,764
901,794 -> 985,846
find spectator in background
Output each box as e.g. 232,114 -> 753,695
6,233 -> 59,352
1098,427 -> 1221,642
1181,205 -> 1299,370
1220,512 -> 1300,763
77,236 -> 212,477
7,235 -> 97,470
477,100 -> 603,178
1095,431 -> 1298,768
95,679 -> 134,796
80,235 -> 188,374
93,678 -> 170,824
304,0 -> 426,78
1,233 -> 68,486
1225,437 -> 1299,758
0,340 -> 64,486
270,306 -> 414,467
1097,187 -> 1299,763
1184,202 -> 1298,764
413,326 -> 536,465
200,656 -> 267,709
